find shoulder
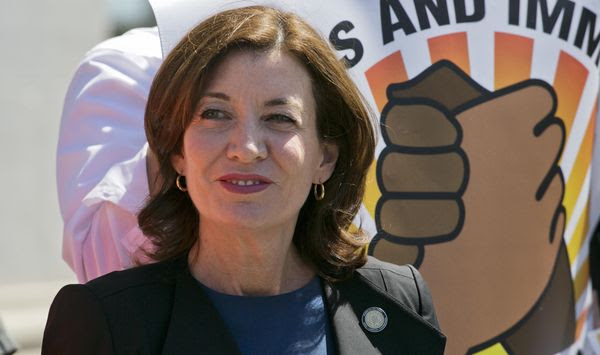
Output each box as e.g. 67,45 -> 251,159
43,281 -> 115,353
355,256 -> 441,330
43,258 -> 183,354
50,257 -> 181,312
356,256 -> 422,299
358,255 -> 417,282
84,257 -> 182,299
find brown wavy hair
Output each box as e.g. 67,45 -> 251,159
139,5 -> 375,281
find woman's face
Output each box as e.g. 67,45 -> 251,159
172,49 -> 338,232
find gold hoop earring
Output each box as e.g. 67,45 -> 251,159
175,175 -> 188,192
313,183 -> 325,201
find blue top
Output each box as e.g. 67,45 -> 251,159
200,277 -> 336,355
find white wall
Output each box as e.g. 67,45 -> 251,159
0,1 -> 111,352
0,1 -> 110,284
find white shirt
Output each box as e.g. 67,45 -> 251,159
57,27 -> 161,282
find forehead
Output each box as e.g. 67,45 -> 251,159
201,49 -> 315,99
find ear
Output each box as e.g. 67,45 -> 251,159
171,151 -> 186,175
314,142 -> 339,183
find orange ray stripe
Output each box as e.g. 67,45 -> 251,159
567,203 -> 590,264
494,33 -> 533,90
553,51 -> 588,137
363,160 -> 380,219
365,51 -> 408,112
428,32 -> 470,75
573,258 -> 590,306
563,101 -> 597,224
575,306 -> 589,340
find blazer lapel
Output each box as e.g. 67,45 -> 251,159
323,275 -> 445,355
162,266 -> 241,355
323,280 -> 380,354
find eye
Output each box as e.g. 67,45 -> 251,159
200,109 -> 228,120
265,114 -> 296,124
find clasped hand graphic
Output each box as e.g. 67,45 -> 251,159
369,61 -> 566,354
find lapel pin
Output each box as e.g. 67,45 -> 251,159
361,307 -> 388,333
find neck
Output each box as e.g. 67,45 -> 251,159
188,221 -> 315,296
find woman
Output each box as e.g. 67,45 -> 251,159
43,6 -> 445,354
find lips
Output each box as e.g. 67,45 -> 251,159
218,174 -> 272,194
227,179 -> 263,186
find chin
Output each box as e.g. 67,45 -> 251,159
209,207 -> 295,232
210,208 -> 268,227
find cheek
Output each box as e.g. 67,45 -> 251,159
278,136 -> 308,167
277,135 -> 322,175
181,131 -> 219,172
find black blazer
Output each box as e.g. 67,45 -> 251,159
42,256 -> 445,354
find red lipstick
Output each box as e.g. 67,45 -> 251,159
217,174 -> 272,194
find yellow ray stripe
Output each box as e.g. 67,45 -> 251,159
365,51 -> 408,112
575,305 -> 589,341
494,33 -> 533,90
573,258 -> 590,307
563,102 -> 596,224
472,343 -> 508,355
567,203 -> 590,264
428,32 -> 471,75
552,51 -> 588,138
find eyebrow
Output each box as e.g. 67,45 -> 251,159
201,92 -> 301,109
265,98 -> 296,108
202,92 -> 230,101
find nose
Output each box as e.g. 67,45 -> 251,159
226,118 -> 267,163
